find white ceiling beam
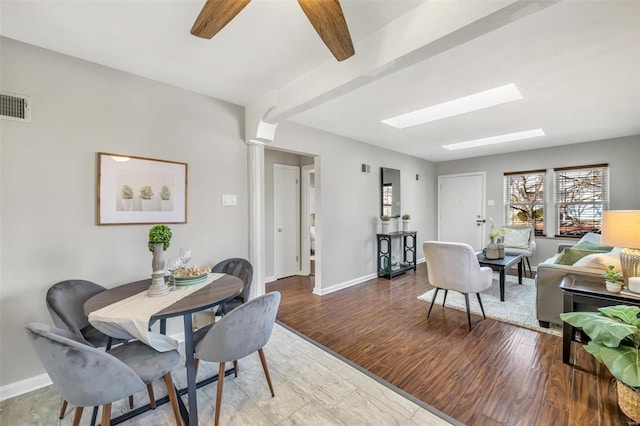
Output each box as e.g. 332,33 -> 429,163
247,0 -> 560,128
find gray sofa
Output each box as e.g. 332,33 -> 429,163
535,233 -> 622,327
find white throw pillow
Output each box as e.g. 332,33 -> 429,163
576,232 -> 602,246
573,251 -> 622,272
503,228 -> 531,249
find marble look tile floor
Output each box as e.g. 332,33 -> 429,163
0,323 -> 455,425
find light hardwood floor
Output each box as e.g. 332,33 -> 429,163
267,264 -> 629,426
0,323 -> 451,425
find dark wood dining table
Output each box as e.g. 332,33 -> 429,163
84,274 -> 243,426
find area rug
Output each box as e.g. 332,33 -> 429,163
417,274 -> 562,336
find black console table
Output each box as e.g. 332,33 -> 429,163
376,231 -> 417,279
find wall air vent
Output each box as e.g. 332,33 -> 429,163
1,91 -> 31,123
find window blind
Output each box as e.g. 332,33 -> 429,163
503,170 -> 545,235
554,164 -> 608,237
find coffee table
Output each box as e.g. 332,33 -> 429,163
476,252 -> 523,301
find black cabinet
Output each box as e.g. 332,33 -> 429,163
376,231 -> 417,279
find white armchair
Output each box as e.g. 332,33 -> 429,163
423,241 -> 493,331
500,225 -> 536,277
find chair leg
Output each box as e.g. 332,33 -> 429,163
442,289 -> 449,307
526,257 -> 532,277
258,348 -> 275,397
476,293 -> 486,319
427,288 -> 440,318
147,383 -> 156,409
233,360 -> 238,378
194,357 -> 200,379
163,373 -> 182,426
215,362 -> 225,426
59,399 -> 68,419
463,293 -> 472,331
101,403 -> 111,426
128,395 -> 134,409
72,407 -> 83,426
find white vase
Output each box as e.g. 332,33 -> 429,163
161,199 -> 173,211
148,242 -> 169,297
606,280 -> 622,293
381,222 -> 390,234
122,198 -> 133,211
402,220 -> 410,232
141,199 -> 153,211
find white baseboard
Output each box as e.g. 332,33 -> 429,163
313,259 -> 425,296
313,272 -> 378,295
265,276 -> 276,283
1,331 -> 186,401
0,373 -> 52,401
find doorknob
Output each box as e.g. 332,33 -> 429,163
476,219 -> 486,224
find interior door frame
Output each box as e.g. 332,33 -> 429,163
437,171 -> 486,249
300,164 -> 314,276
273,163 -> 301,279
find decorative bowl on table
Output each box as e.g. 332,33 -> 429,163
173,266 -> 211,286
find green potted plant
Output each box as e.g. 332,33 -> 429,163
401,214 -> 411,232
148,224 -> 172,252
486,218 -> 509,259
140,185 -> 154,211
561,306 -> 640,421
120,184 -> 134,211
380,215 -> 391,234
147,224 -> 172,297
602,265 -> 623,293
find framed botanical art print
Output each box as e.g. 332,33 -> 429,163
97,152 -> 187,225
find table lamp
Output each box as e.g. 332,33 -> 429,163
602,210 -> 640,290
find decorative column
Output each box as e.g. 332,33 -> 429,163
248,140 -> 265,299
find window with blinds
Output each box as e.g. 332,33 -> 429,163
504,170 -> 545,235
554,164 -> 608,237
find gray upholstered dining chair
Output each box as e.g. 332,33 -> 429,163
46,279 -> 115,348
25,323 -> 182,426
500,225 -> 536,277
212,258 -> 253,316
423,241 -> 493,331
46,279 -> 150,419
193,291 -> 280,426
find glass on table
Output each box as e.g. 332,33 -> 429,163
166,257 -> 180,291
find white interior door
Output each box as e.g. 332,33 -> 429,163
438,172 -> 486,250
274,164 -> 300,279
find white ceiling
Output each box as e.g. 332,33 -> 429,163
2,0 -> 639,162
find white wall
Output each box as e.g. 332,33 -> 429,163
435,135 -> 640,264
0,38 -> 248,388
270,121 -> 437,291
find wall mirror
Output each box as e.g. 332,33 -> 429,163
381,167 -> 401,217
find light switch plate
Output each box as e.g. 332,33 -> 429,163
488,199 -> 495,206
222,194 -> 237,206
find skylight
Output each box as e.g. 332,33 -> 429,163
381,83 -> 523,129
441,128 -> 546,151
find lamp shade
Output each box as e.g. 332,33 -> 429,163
602,210 -> 640,249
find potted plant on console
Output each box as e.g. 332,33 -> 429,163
401,214 -> 411,232
148,224 -> 172,297
381,215 -> 390,234
603,265 -> 623,293
561,306 -> 640,422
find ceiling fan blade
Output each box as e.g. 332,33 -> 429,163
191,0 -> 252,39
297,0 -> 355,61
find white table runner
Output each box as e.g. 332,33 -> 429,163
88,273 -> 224,351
